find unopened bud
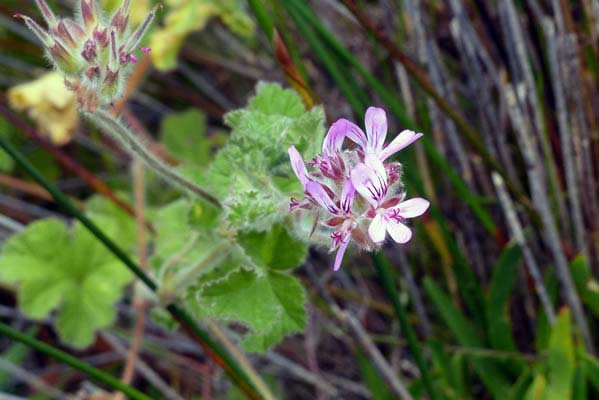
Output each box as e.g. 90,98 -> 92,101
81,39 -> 97,61
80,0 -> 98,31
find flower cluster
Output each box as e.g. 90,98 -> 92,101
288,107 -> 429,271
16,0 -> 158,111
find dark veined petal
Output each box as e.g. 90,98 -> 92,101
350,162 -> 387,207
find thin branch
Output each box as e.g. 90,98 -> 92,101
492,172 -> 557,324
331,305 -> 414,400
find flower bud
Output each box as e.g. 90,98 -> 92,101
17,0 -> 158,111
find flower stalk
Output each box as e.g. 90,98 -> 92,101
89,107 -> 221,207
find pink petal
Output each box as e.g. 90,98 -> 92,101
340,180 -> 356,214
364,107 -> 387,153
368,214 -> 387,243
306,181 -> 339,215
338,118 -> 368,150
333,237 -> 351,271
288,145 -> 309,188
380,130 -> 423,161
386,221 -> 412,243
396,198 -> 430,218
350,163 -> 388,207
322,119 -> 348,156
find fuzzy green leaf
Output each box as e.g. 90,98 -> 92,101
160,109 -> 211,168
196,268 -> 306,353
0,219 -> 132,348
237,224 -> 308,271
200,82 -> 324,232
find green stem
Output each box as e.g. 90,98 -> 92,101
371,253 -> 441,400
0,136 -> 261,400
0,321 -> 153,400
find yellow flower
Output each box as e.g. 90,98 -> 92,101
8,72 -> 78,145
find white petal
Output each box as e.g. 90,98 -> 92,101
333,237 -> 350,271
305,181 -> 339,215
364,107 -> 387,153
288,145 -> 309,188
350,163 -> 387,207
396,198 -> 430,218
379,130 -> 423,161
386,221 -> 412,243
368,214 -> 387,243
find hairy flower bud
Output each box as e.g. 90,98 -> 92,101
17,0 -> 158,111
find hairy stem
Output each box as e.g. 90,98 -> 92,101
89,108 -> 221,207
0,136 -> 261,399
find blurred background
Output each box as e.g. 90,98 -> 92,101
0,0 -> 598,398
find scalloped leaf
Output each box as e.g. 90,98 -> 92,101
0,219 -> 132,348
200,82 -> 324,232
237,224 -> 308,271
196,268 -> 306,352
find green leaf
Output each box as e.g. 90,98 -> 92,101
355,350 -> 395,400
486,244 -> 521,352
160,109 -> 211,168
150,0 -> 254,71
429,340 -> 469,399
580,350 -> 599,393
85,194 -> 137,254
508,370 -> 533,400
237,224 -> 308,271
424,278 -> 512,398
196,268 -> 306,353
0,118 -> 15,172
0,219 -> 132,348
573,363 -> 588,400
544,308 -> 575,400
524,374 -> 546,400
200,82 -> 325,232
570,254 -> 599,317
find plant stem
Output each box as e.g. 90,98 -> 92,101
89,108 -> 221,208
0,321 -> 153,400
371,252 -> 441,400
0,136 -> 261,400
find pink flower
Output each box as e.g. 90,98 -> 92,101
287,107 -> 428,271
368,198 -> 430,244
340,107 -> 423,162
